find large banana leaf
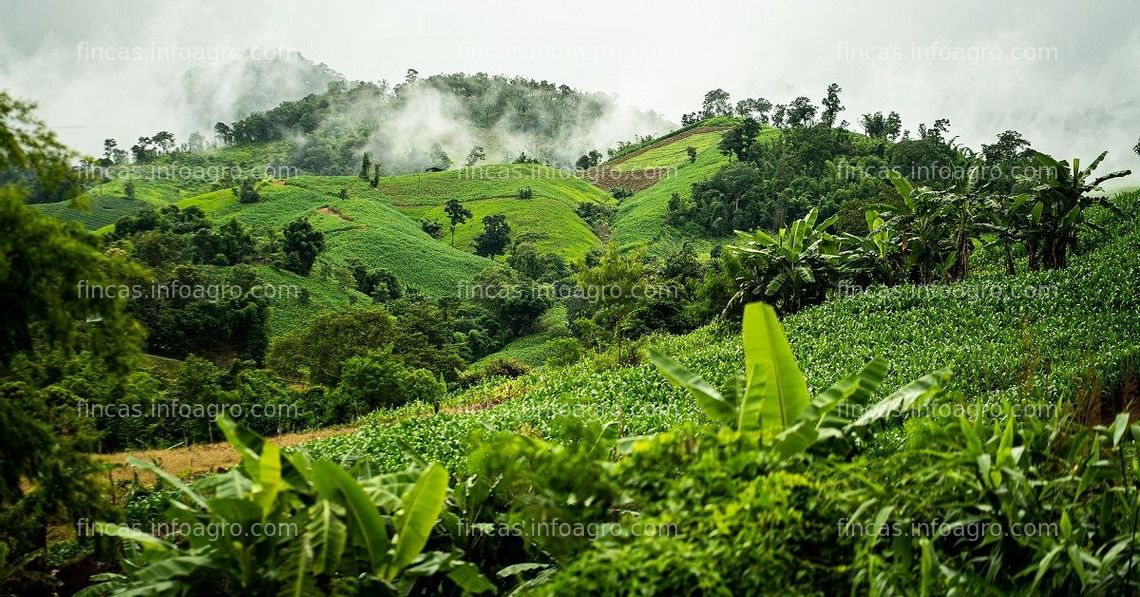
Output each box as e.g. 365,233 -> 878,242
847,368 -> 950,430
742,302 -> 809,431
387,462 -> 449,579
311,460 -> 390,573
307,499 -> 347,576
648,348 -> 735,426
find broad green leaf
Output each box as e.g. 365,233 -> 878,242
816,357 -> 889,412
447,562 -> 497,594
133,555 -> 212,584
742,303 -> 809,432
848,368 -> 950,430
255,441 -> 282,520
648,348 -> 734,426
92,522 -> 173,552
307,500 -> 347,575
126,457 -> 208,510
207,497 -> 261,526
312,460 -> 390,573
1112,413 -> 1130,447
737,364 -> 766,431
772,420 -> 819,459
387,462 -> 449,579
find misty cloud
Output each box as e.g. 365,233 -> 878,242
0,0 -> 1137,180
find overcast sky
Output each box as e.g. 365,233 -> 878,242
2,0 -> 1138,177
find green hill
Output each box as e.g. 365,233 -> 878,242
31,141 -> 294,230
235,165 -> 611,261
32,195 -> 153,230
178,177 -> 491,300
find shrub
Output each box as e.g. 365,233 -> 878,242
544,337 -> 584,368
84,418 -> 494,595
336,349 -> 442,410
517,186 -> 533,199
481,357 -> 531,379
610,186 -> 634,200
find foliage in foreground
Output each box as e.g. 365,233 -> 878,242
81,418 -> 493,596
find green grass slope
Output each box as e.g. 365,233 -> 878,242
611,125 -> 779,255
33,142 -> 294,230
303,191 -> 1140,472
375,164 -> 611,207
32,195 -> 152,230
178,177 -> 490,299
402,197 -> 598,260
271,165 -> 608,260
474,305 -> 572,369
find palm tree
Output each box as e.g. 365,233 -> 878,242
727,208 -> 839,315
1027,151 -> 1131,269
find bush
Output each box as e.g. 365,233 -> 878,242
610,186 -> 634,200
545,337 -> 584,368
336,349 -> 443,411
517,186 -> 533,199
480,356 -> 531,379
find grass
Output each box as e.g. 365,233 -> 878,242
375,164 -> 612,208
402,197 -> 600,260
611,127 -> 779,256
610,130 -> 726,172
177,178 -> 491,299
475,305 -> 572,369
269,167 -> 608,260
32,195 -> 151,230
253,265 -> 368,337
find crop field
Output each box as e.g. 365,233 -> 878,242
304,192 -> 1140,472
374,164 -> 612,207
400,196 -> 600,259
31,195 -> 151,230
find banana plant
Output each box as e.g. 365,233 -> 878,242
881,170 -> 967,284
836,208 -> 900,287
1025,151 -> 1131,269
649,302 -> 949,459
727,208 -> 840,315
77,417 -> 494,596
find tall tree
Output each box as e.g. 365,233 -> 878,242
465,146 -> 486,167
282,218 -> 325,275
444,198 -> 472,247
701,89 -> 732,118
784,97 -> 817,127
0,92 -> 144,586
820,83 -> 844,127
359,152 -> 372,179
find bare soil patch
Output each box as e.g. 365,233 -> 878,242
317,205 -> 352,221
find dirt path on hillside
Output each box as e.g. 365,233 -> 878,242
577,125 -> 731,192
317,206 -> 352,221
94,425 -> 358,482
